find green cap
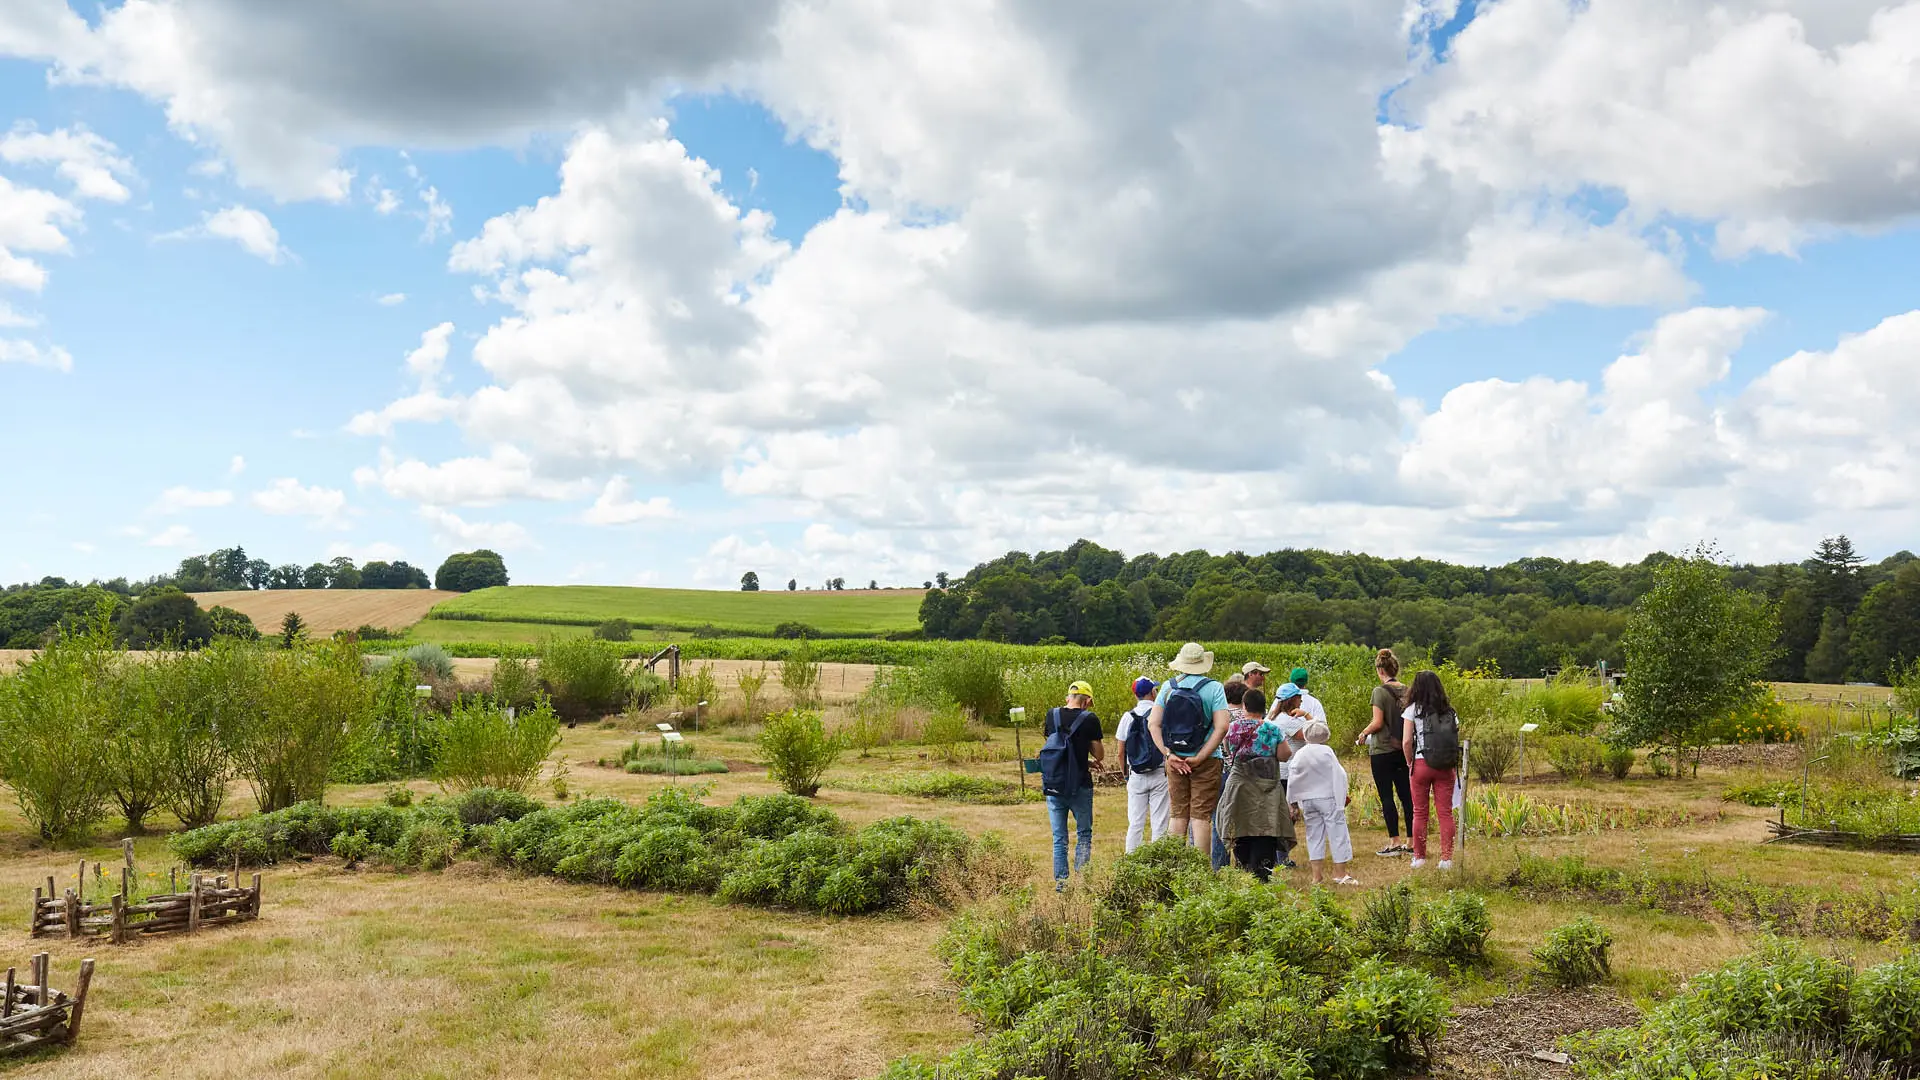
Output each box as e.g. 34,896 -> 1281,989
1289,667 -> 1309,687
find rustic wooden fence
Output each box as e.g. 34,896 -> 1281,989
0,953 -> 94,1056
32,864 -> 262,944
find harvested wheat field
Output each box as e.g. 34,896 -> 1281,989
189,589 -> 457,635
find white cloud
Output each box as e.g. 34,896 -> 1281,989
346,322 -> 461,436
0,338 -> 71,371
418,506 -> 534,550
418,185 -> 452,242
152,485 -> 234,513
0,123 -> 135,201
144,523 -> 196,549
580,477 -> 675,525
376,292 -> 406,306
250,477 -> 349,527
374,188 -> 401,215
353,445 -> 590,506
197,206 -> 286,263
0,301 -> 34,328
70,540 -> 95,554
0,173 -> 79,291
228,455 -> 246,476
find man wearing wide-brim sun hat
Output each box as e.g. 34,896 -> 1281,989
1146,643 -> 1233,854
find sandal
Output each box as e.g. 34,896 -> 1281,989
1332,875 -> 1361,886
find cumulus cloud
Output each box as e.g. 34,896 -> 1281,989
418,506 -> 534,550
0,173 -> 79,292
152,485 -> 234,513
376,292 -> 406,306
580,477 -> 675,525
0,123 -> 135,201
3,0 -> 784,199
195,206 -> 286,263
0,338 -> 72,371
347,322 -> 460,436
228,455 -> 246,476
250,477 -> 349,527
353,444 -> 592,507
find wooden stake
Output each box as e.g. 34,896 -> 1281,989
30,887 -> 41,936
120,866 -> 129,903
64,889 -> 79,939
111,894 -> 125,945
123,838 -> 134,871
33,953 -> 47,1008
3,967 -> 13,1018
169,867 -> 177,894
251,873 -> 263,919
187,875 -> 202,934
62,959 -> 93,1044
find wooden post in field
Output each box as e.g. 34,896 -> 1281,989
29,887 -> 40,935
110,893 -> 125,945
122,838 -> 134,872
33,953 -> 48,1008
188,874 -> 202,935
250,873 -> 263,919
2,967 -> 13,1018
63,889 -> 79,939
169,867 -> 176,894
63,958 -> 94,1044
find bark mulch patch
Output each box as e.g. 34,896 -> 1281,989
1433,988 -> 1642,1079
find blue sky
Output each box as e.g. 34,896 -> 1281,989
4,0 -> 1919,587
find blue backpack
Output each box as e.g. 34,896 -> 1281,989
1039,707 -> 1091,797
1160,676 -> 1215,756
1123,706 -> 1165,773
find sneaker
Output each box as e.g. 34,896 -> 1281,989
1055,879 -> 1068,893
1438,860 -> 1453,871
1409,858 -> 1427,869
1374,843 -> 1404,857
1394,843 -> 1415,854
1277,857 -> 1298,870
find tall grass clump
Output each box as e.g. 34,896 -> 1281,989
0,617 -> 117,843
539,636 -> 628,719
736,664 -> 770,724
779,641 -> 822,708
760,707 -> 843,796
434,697 -> 562,793
929,643 -> 1009,723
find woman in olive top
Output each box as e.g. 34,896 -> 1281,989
1353,648 -> 1414,857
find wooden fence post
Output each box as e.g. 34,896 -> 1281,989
32,953 -> 47,1008
62,958 -> 94,1044
110,894 -> 125,945
29,887 -> 40,936
2,967 -> 12,1018
250,873 -> 263,920
188,875 -> 202,934
63,889 -> 79,939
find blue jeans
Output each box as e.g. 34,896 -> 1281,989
1046,786 -> 1094,881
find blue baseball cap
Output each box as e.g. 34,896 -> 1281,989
1274,682 -> 1301,702
1132,677 -> 1158,697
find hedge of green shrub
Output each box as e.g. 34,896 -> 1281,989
877,838 -> 1453,1080
1566,941 -> 1920,1078
1533,916 -> 1612,987
173,786 -> 1023,917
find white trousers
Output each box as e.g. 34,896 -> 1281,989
1125,769 -> 1172,852
1298,796 -> 1353,864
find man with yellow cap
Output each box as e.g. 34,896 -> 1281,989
1040,679 -> 1106,890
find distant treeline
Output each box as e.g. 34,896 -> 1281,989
919,537 -> 1920,683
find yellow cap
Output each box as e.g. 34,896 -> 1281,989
1066,681 -> 1094,699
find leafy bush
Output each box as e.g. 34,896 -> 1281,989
838,771 -> 1018,803
401,642 -> 456,680
1708,694 -> 1805,745
207,605 -> 261,641
0,619 -> 116,843
1528,673 -> 1606,735
919,704 -> 973,761
1533,917 -> 1612,987
626,756 -> 729,776
384,785 -> 414,807
1602,744 -> 1635,780
1102,835 -> 1211,916
772,621 -> 818,639
330,829 -> 374,867
629,670 -> 668,710
231,641 -> 376,811
170,788 -> 541,867
929,644 -> 1009,722
593,618 -> 633,642
433,697 -> 561,793
1467,726 -> 1518,783
487,656 -> 540,710
736,664 -> 769,724
1849,952 -> 1920,1068
1542,734 -> 1604,779
539,636 -> 629,719
1413,891 -> 1491,965
673,662 -> 719,718
779,642 -> 822,708
760,708 -> 843,796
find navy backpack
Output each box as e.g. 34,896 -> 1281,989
1160,676 -> 1215,756
1038,707 -> 1091,797
1124,707 -> 1165,773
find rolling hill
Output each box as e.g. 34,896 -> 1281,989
426,585 -> 925,637
191,590 -> 457,635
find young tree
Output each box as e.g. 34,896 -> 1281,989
787,578 -> 797,591
268,564 -> 304,589
435,550 -> 510,592
1850,562 -> 1920,680
1805,609 -> 1852,684
0,616 -> 117,843
1809,535 -> 1866,615
1614,547 -> 1779,773
280,610 -> 307,648
227,641 -> 375,811
327,556 -> 362,589
119,590 -> 214,649
740,571 -> 761,592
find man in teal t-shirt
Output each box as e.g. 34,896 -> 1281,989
1147,642 -> 1233,854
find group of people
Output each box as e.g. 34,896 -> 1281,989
1037,643 -> 1462,890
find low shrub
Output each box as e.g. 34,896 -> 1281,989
928,644 -> 1008,723
918,705 -> 973,761
330,829 -> 374,867
401,643 -> 456,681
593,618 -> 633,642
1102,835 -> 1211,917
629,670 -> 668,711
1413,891 -> 1491,965
540,637 -> 629,720
836,771 -> 1018,803
1542,734 -> 1605,779
1708,695 -> 1805,745
170,787 -> 542,867
760,707 -> 843,797
1601,744 -> 1635,780
779,643 -> 822,708
487,656 -> 540,710
1849,952 -> 1920,1068
626,757 -> 729,776
1467,725 -> 1518,783
433,696 -> 561,793
1358,881 -> 1417,956
384,785 -> 414,808
1533,917 -> 1612,987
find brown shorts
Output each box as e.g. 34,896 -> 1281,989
1167,756 -> 1224,819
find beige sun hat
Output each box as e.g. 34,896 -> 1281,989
1169,642 -> 1214,675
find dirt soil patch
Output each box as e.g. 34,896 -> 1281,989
190,589 -> 458,635
1693,743 -> 1805,770
1436,988 -> 1642,1079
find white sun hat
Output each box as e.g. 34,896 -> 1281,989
1168,642 -> 1214,675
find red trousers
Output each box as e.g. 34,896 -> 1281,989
1410,758 -> 1457,860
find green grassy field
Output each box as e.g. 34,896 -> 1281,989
426,585 -> 925,637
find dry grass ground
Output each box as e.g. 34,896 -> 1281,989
188,589 -> 458,635
2,719 -> 1914,1077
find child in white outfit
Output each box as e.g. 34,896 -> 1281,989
1286,720 -> 1358,886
